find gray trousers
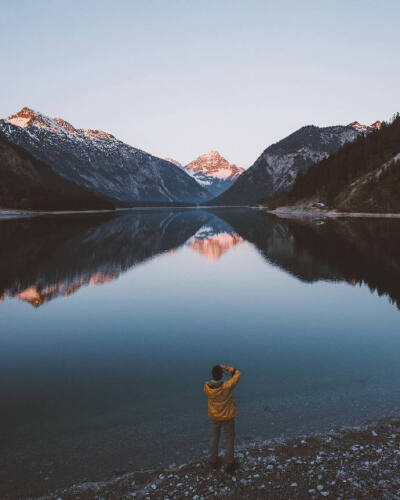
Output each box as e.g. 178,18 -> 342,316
210,418 -> 235,465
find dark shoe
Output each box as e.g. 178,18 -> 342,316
209,458 -> 220,470
225,461 -> 238,474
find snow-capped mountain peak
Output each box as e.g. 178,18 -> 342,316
6,107 -> 57,130
163,152 -> 245,197
348,120 -> 382,132
186,150 -> 244,180
5,107 -> 114,140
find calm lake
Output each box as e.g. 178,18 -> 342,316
1,208 -> 400,497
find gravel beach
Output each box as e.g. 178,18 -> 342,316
43,418 -> 400,499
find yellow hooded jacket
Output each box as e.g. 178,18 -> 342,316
204,366 -> 241,421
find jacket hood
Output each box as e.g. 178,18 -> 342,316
207,380 -> 223,389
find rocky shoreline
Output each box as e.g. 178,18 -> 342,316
267,206 -> 400,219
42,418 -> 400,499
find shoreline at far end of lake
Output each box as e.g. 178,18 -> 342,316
267,206 -> 400,219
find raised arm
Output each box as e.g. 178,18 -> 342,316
222,365 -> 241,389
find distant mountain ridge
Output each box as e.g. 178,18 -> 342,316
0,107 -> 210,204
165,151 -> 245,197
0,108 -> 387,210
211,120 -> 381,205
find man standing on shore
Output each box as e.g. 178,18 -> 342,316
204,364 -> 241,473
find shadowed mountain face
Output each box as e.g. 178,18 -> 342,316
0,132 -> 115,211
1,209 -> 400,309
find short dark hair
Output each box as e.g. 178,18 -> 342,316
212,365 -> 223,381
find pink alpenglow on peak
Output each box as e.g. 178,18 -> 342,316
81,129 -> 115,140
348,120 -> 382,132
164,157 -> 183,168
164,152 -> 245,197
4,107 -> 114,139
6,107 -> 56,130
186,150 -> 245,180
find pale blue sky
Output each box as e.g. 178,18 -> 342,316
1,0 -> 399,167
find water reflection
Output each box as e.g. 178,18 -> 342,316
0,210 -> 210,307
214,209 -> 400,308
2,208 -> 400,497
1,209 -> 400,308
187,218 -> 244,262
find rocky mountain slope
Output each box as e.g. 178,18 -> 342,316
0,132 -> 114,211
0,108 -> 210,204
166,151 -> 245,197
211,121 -> 381,205
272,114 -> 400,213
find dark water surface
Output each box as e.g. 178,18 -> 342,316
1,208 -> 400,497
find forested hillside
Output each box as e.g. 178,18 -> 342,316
270,114 -> 400,212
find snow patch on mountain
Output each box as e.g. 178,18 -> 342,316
178,151 -> 245,197
186,150 -> 244,180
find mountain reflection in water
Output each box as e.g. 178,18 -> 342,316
187,219 -> 244,262
1,208 -> 400,308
